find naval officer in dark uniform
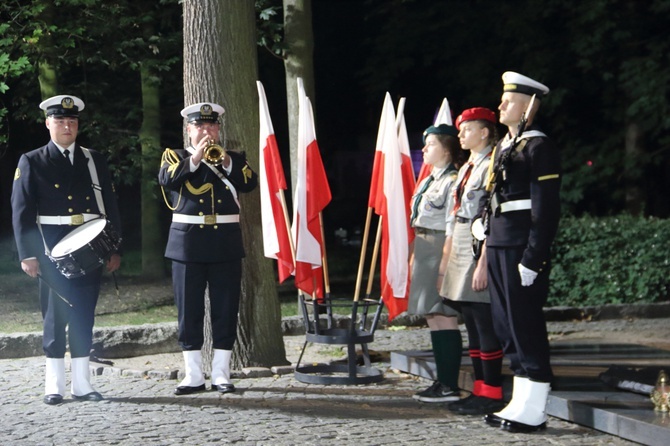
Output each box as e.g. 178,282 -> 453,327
482,72 -> 561,433
11,95 -> 122,405
159,102 -> 258,395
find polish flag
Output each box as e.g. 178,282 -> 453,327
370,93 -> 412,320
291,78 -> 331,298
257,81 -> 294,283
415,97 -> 453,188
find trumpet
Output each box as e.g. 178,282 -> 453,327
203,139 -> 226,166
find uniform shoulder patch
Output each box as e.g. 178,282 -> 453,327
14,167 -> 20,180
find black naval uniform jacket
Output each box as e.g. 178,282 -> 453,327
158,148 -> 258,263
486,126 -> 561,273
12,141 -> 121,358
11,141 -> 122,266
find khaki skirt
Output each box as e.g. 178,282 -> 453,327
440,222 -> 490,304
407,230 -> 459,317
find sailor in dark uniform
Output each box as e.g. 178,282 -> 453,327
158,102 -> 258,395
482,72 -> 561,432
11,95 -> 122,405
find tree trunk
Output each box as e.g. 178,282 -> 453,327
283,0 -> 315,196
139,62 -> 165,278
182,0 -> 287,369
624,122 -> 643,215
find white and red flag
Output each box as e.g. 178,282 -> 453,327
257,81 -> 294,283
368,93 -> 413,320
291,78 -> 331,298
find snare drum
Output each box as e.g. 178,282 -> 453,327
49,218 -> 121,279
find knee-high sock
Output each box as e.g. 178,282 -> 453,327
431,329 -> 462,389
481,349 -> 504,388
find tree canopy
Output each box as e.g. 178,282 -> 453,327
1,0 -> 668,243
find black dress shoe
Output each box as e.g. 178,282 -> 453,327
484,413 -> 505,427
44,394 -> 63,405
446,393 -> 476,411
212,383 -> 236,394
502,419 -> 547,433
72,391 -> 103,401
457,397 -> 506,415
174,384 -> 207,395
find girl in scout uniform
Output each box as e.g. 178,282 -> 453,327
407,124 -> 466,403
439,107 -> 505,415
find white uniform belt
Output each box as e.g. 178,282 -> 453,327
37,213 -> 100,225
172,213 -> 239,225
500,199 -> 532,213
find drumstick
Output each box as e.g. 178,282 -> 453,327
37,274 -> 74,308
112,271 -> 119,297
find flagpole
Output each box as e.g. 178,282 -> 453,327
278,189 -> 296,262
318,212 -> 330,297
365,215 -> 383,299
353,207 -> 374,302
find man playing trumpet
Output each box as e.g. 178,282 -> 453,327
159,102 -> 258,395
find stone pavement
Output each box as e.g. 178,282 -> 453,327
1,322 -> 655,446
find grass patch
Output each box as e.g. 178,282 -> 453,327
95,305 -> 178,327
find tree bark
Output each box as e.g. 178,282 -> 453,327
283,0 -> 315,196
624,122 -> 643,215
139,62 -> 165,278
182,0 -> 287,369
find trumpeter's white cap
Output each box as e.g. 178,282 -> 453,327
180,102 -> 225,123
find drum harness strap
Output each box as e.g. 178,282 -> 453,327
37,147 -> 106,257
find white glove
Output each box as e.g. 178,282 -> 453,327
518,263 -> 538,287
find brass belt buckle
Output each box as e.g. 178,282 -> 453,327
71,214 -> 84,225
203,214 -> 217,225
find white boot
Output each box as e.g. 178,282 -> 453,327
211,349 -> 232,385
506,380 -> 550,427
45,358 -> 66,396
494,375 -> 529,420
178,350 -> 206,388
211,349 -> 235,393
71,357 -> 102,400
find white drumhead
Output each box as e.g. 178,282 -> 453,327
51,219 -> 107,257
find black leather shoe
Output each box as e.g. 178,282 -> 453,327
502,419 -> 547,433
457,397 -> 506,415
212,383 -> 236,394
174,384 -> 207,395
72,391 -> 103,402
446,393 -> 476,411
43,394 -> 63,405
484,413 -> 505,427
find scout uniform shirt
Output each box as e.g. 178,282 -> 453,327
410,165 -> 458,231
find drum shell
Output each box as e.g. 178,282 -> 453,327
49,219 -> 121,279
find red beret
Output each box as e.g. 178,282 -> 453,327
455,107 -> 497,130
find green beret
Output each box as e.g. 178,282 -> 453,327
423,124 -> 458,143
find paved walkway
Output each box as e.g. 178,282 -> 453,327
0,325 -> 646,445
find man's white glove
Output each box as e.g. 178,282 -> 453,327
518,263 -> 538,287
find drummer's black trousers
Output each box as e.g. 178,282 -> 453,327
39,255 -> 102,359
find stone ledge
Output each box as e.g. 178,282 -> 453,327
3,302 -> 670,360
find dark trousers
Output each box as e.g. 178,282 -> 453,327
487,246 -> 553,383
172,259 -> 242,351
39,255 -> 102,358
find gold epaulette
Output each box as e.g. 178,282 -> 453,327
161,148 -> 181,178
160,148 -> 183,210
